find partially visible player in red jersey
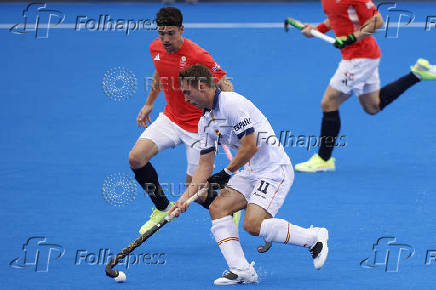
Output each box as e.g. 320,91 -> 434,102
128,7 -> 235,234
295,0 -> 436,173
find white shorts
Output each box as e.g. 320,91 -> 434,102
227,164 -> 294,217
330,58 -> 381,96
139,112 -> 200,176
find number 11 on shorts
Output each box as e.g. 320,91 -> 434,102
257,180 -> 270,194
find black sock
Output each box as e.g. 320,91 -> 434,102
379,72 -> 420,111
198,188 -> 219,209
318,110 -> 340,161
132,162 -> 169,211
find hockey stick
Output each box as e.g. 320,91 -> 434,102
257,240 -> 272,253
221,145 -> 271,253
105,186 -> 209,281
221,144 -> 237,172
284,17 -> 336,44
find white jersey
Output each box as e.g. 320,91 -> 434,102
198,89 -> 291,173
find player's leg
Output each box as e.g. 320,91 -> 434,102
359,58 -> 435,114
209,174 -> 257,285
183,143 -> 211,205
297,58 -> 400,172
359,73 -> 419,113
130,113 -> 181,234
295,84 -> 351,172
129,138 -> 169,209
242,203 -> 271,236
358,91 -> 380,115
357,64 -> 381,115
184,144 -> 226,211
318,86 -> 351,161
246,165 -> 329,269
375,58 -> 434,111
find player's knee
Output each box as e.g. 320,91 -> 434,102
243,218 -> 261,236
129,150 -> 145,169
321,97 -> 338,112
209,200 -> 231,219
362,105 -> 379,115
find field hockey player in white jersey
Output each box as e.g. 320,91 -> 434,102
170,64 -> 330,285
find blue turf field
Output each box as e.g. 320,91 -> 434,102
1,2 -> 436,289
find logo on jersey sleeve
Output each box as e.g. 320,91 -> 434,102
233,118 -> 251,132
212,62 -> 221,72
366,1 -> 375,9
154,53 -> 160,61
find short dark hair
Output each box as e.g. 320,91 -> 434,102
179,64 -> 215,89
156,7 -> 183,27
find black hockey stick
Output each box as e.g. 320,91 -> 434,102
105,187 -> 208,281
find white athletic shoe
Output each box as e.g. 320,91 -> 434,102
309,227 -> 329,270
214,261 -> 258,285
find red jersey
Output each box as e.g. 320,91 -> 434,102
321,0 -> 381,60
150,38 -> 226,133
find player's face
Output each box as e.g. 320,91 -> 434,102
181,80 -> 208,109
157,26 -> 184,53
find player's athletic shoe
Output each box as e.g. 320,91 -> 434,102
214,262 -> 258,285
232,210 -> 241,227
309,226 -> 329,270
294,154 -> 335,173
411,58 -> 436,81
139,202 -> 175,235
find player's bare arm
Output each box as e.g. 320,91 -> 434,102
137,70 -> 160,128
353,13 -> 384,41
301,24 -> 317,37
217,75 -> 234,92
302,18 -> 330,37
226,132 -> 258,173
334,12 -> 384,49
171,151 -> 215,215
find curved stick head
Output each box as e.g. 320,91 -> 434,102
105,263 -> 119,278
284,18 -> 290,32
257,241 -> 272,253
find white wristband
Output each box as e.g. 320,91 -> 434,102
223,168 -> 233,176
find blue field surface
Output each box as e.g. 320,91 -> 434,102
1,2 -> 436,289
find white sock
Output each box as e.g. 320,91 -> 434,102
259,218 -> 316,248
211,216 -> 250,271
